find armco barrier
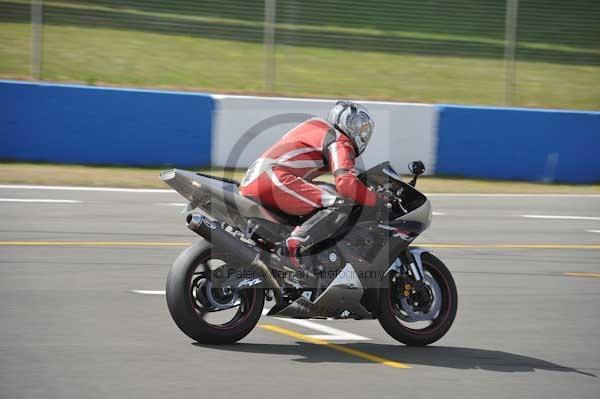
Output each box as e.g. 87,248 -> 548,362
212,95 -> 439,174
435,105 -> 600,183
0,80 -> 213,167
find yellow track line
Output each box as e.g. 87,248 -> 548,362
259,324 -> 411,369
564,272 -> 600,278
0,241 -> 599,250
0,241 -> 190,247
0,241 -> 600,249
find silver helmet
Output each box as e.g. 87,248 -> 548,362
327,101 -> 374,155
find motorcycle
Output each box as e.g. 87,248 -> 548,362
161,161 -> 457,346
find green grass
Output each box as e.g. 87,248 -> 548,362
1,22 -> 599,109
7,0 -> 600,55
1,0 -> 599,108
28,0 -> 600,51
1,163 -> 599,193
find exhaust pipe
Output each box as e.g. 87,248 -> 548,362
186,214 -> 282,294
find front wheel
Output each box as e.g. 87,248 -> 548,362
166,240 -> 265,344
378,252 -> 457,346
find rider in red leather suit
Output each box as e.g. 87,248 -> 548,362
240,101 -> 380,270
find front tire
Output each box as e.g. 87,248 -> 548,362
378,252 -> 457,346
166,240 -> 265,344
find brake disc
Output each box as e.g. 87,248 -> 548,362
192,272 -> 241,311
204,279 -> 241,310
398,274 -> 442,322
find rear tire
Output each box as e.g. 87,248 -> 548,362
166,240 -> 265,344
378,252 -> 457,346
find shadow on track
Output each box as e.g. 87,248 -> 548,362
193,343 -> 596,377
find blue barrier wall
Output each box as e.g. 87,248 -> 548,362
0,81 -> 213,167
435,105 -> 600,183
2,80 -> 599,184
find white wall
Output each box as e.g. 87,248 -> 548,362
212,95 -> 438,174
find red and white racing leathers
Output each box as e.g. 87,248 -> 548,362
240,118 -> 377,216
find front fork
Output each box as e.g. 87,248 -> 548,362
386,247 -> 430,281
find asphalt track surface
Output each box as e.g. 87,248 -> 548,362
1,185 -> 599,399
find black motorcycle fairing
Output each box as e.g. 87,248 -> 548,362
358,162 -> 428,216
335,236 -> 413,317
299,216 -> 410,290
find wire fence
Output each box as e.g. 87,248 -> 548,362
1,0 -> 598,109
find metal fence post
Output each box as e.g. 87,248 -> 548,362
503,0 -> 519,106
264,0 -> 276,91
31,0 -> 43,80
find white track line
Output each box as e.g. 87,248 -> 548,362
130,290 -> 166,295
586,230 -> 600,234
260,307 -> 369,341
432,212 -> 445,216
0,184 -> 173,193
0,198 -> 82,203
521,214 -> 600,221
131,290 -> 369,341
1,185 -> 599,197
276,318 -> 370,341
260,308 -> 369,340
157,202 -> 187,206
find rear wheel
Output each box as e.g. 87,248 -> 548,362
378,252 -> 457,346
166,240 -> 265,344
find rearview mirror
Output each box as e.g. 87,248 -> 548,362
408,160 -> 426,176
